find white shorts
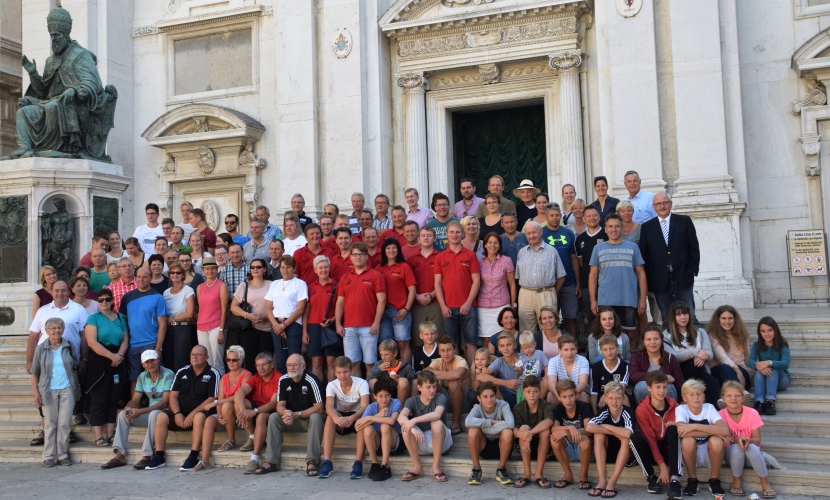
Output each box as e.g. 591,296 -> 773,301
695,441 -> 713,469
415,426 -> 454,455
477,306 -> 504,338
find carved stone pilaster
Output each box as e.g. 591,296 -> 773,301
244,191 -> 259,221
397,71 -> 429,200
801,136 -> 821,176
479,64 -> 500,84
792,80 -> 827,114
549,50 -> 583,70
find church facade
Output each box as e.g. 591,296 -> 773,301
4,0 -> 830,307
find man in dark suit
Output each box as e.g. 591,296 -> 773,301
638,192 -> 701,328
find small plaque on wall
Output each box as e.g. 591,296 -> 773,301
617,0 -> 642,18
93,196 -> 119,236
0,196 -> 28,283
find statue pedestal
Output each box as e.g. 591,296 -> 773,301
0,158 -> 130,334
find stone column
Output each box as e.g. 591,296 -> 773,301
397,71 -> 429,200
550,51 -> 586,200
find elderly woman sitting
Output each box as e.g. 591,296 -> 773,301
30,318 -> 79,467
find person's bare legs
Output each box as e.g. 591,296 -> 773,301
325,356 -> 337,382
154,412 -> 170,453
401,425 -> 423,476
379,424 -> 394,466
221,404 -> 236,442
464,344 -> 476,370
398,341 -> 412,372
498,428 -> 513,468
468,427 -> 485,468
322,414 -> 338,461
606,437 -> 630,494
363,426 -> 379,465
708,436 -> 725,478
446,382 -> 464,430
252,412 -> 269,456
190,413 -> 205,456
593,434 -> 609,491
681,437 -> 699,480
200,414 -> 218,463
396,377 -> 410,402
429,420 -> 446,476
310,356 -> 324,381
551,436 -> 575,483
578,435 -> 592,484
535,429 -> 551,484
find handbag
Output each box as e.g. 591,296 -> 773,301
225,281 -> 253,330
320,283 -> 341,349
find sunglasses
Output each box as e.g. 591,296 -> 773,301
225,358 -> 240,363
250,266 -> 265,270
169,271 -> 182,275
97,297 -> 113,303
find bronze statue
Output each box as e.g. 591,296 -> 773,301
41,197 -> 74,281
2,7 -> 117,163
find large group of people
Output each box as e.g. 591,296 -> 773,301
25,176 -> 787,499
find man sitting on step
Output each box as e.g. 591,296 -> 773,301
234,352 -> 282,474
101,350 -> 174,470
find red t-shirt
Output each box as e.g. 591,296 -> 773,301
294,245 -> 335,285
331,251 -> 373,281
351,233 -> 363,243
307,280 -> 337,324
407,250 -> 438,298
402,244 -> 420,261
378,262 -> 416,311
434,246 -> 480,308
200,227 -> 217,250
322,237 -> 339,254
381,228 -> 407,247
245,370 -> 283,407
79,252 -> 93,267
368,250 -> 382,269
337,268 -> 386,328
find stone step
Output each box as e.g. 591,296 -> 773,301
0,371 -> 31,382
789,348 -> 830,368
0,439 -> 825,497
0,403 -> 40,422
776,386 -> 830,412
0,346 -> 26,360
760,411 -> 830,438
0,385 -> 36,403
789,367 -> 830,387
762,435 -> 830,465
0,337 -> 28,348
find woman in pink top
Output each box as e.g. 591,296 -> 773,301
708,305 -> 752,390
194,345 -> 252,470
477,233 -> 516,349
196,257 -> 229,376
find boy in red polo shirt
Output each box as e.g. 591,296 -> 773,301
434,221 -> 481,367
335,242 -> 387,375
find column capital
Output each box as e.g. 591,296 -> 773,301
396,71 -> 429,90
548,50 -> 583,71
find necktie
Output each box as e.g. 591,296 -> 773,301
661,219 -> 669,246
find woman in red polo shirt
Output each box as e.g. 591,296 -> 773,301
377,238 -> 416,367
302,255 -> 341,382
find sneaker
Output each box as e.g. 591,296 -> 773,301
350,460 -> 363,479
667,479 -> 682,500
243,459 -> 260,474
495,467 -> 512,485
42,459 -> 54,468
375,464 -> 392,482
626,458 -> 639,468
58,457 -> 71,466
754,401 -> 766,415
647,475 -> 662,494
765,400 -> 776,416
683,478 -> 699,496
469,466 -> 483,485
367,463 -> 381,481
318,459 -> 334,478
716,398 -> 726,410
133,457 -> 151,470
239,437 -> 255,452
145,455 -> 166,470
179,455 -> 199,471
708,478 -> 725,496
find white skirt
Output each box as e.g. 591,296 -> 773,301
478,306 -> 507,338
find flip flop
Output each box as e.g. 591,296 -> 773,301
451,427 -> 463,436
401,470 -> 423,481
514,477 -> 530,488
602,488 -> 618,498
762,488 -> 777,499
731,486 -> 747,496
554,478 -> 573,488
588,487 -> 604,497
534,477 -> 552,489
253,462 -> 279,475
433,472 -> 448,482
579,481 -> 592,490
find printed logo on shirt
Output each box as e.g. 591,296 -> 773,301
548,235 -> 568,246
182,375 -> 188,380
460,260 -> 471,267
202,375 -> 212,382
286,386 -> 292,391
362,279 -> 373,285
302,386 -> 308,394
613,374 -> 621,383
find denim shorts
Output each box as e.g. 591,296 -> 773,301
379,307 -> 413,342
344,326 -> 378,364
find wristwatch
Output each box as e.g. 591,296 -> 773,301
254,407 -> 259,414
298,411 -> 303,418
213,400 -> 218,405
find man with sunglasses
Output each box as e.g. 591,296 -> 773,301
224,213 -> 250,246
102,350 -> 174,470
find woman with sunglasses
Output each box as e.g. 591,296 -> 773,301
163,263 -> 195,371
199,345 -> 252,461
196,257 -> 229,376
83,288 -> 129,447
229,258 -> 273,373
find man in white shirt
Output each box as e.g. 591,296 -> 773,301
283,216 -> 307,256
179,202 -> 196,242
26,281 -> 90,373
622,170 -> 657,224
133,203 -> 165,255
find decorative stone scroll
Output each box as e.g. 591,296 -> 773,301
801,137 -> 821,176
549,49 -> 583,70
397,71 -> 429,89
479,64 -> 500,84
441,0 -> 495,5
792,80 -> 827,114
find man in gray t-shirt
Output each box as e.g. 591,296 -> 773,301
588,214 -> 647,333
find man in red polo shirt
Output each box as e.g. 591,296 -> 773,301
324,215 -> 350,253
233,352 -> 282,473
363,227 -> 383,268
381,206 -> 407,247
401,220 -> 421,260
330,227 -> 356,281
407,226 -> 445,344
335,242 -> 387,375
434,221 -> 481,367
352,210 -> 374,243
293,223 -> 335,284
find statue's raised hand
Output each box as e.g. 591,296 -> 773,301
21,55 -> 37,75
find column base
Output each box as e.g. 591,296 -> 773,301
694,275 -> 755,313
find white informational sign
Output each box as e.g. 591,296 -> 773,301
788,230 -> 827,277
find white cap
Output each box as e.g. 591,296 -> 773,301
141,349 -> 159,363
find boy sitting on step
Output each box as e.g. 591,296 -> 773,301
511,375 -> 554,489
319,356 -> 370,479
398,370 -> 453,482
549,379 -> 594,491
354,374 -> 405,482
586,381 -> 635,498
368,339 -> 416,402
465,381 -> 514,486
589,334 -> 630,414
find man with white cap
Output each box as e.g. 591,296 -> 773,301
101,349 -> 175,470
512,179 -> 542,230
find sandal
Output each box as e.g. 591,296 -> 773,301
534,477 -> 552,489
30,432 -> 44,446
602,488 -> 618,498
94,437 -> 108,447
579,481 -> 592,490
451,427 -> 463,436
253,462 -> 279,475
762,488 -> 777,498
306,460 -> 319,477
217,439 -> 236,452
731,486 -> 747,496
433,471 -> 448,482
554,478 -> 573,488
588,487 -> 605,497
68,431 -> 78,444
400,470 -> 423,481
107,435 -> 114,445
514,477 -> 530,488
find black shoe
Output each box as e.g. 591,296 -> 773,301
667,479 -> 682,500
375,464 -> 392,482
626,458 -> 639,468
754,401 -> 765,415
683,478 -> 699,496
764,400 -> 776,416
708,478 -> 725,496
179,455 -> 199,471
647,475 -> 663,494
367,463 -> 381,481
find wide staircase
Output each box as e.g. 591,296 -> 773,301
1,307 -> 829,496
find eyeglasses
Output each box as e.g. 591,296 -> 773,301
179,259 -> 192,263
351,253 -> 367,257
225,358 -> 240,363
250,266 -> 265,270
168,271 -> 182,275
285,363 -> 304,368
255,362 -> 272,369
502,211 -> 516,216
653,201 -> 671,207
97,297 -> 113,303
146,212 -> 158,215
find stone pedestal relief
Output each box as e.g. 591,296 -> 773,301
141,103 -> 266,236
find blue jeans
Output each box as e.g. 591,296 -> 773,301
634,380 -> 678,403
442,307 -> 478,347
711,364 -> 751,391
654,285 -> 699,329
273,322 -> 303,374
379,307 -> 413,342
754,368 -> 790,401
